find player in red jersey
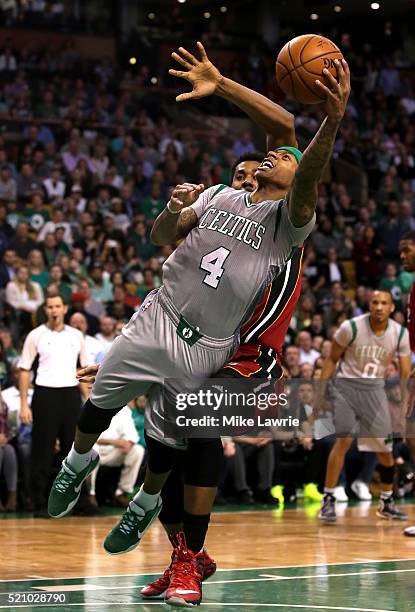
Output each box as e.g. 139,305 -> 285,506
399,231 -> 415,537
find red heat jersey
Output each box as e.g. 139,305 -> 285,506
407,283 -> 415,352
223,247 -> 303,377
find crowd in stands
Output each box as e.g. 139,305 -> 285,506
0,18 -> 414,513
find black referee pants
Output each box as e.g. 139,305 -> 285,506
31,385 -> 82,510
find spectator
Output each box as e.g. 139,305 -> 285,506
297,331 -> 321,366
5,265 -> 43,337
48,264 -> 72,304
377,199 -> 411,263
284,346 -> 301,378
95,315 -> 115,351
107,286 -> 135,320
354,225 -> 382,287
16,162 -> 44,202
43,165 -> 66,201
89,406 -> 143,507
0,164 -> 16,201
233,130 -> 255,157
1,364 -> 33,511
69,312 -> 102,365
0,248 -> 16,288
78,279 -> 106,319
90,262 -> 113,303
28,249 -> 49,289
229,435 -> 278,505
127,221 -> 155,261
39,232 -> 58,267
7,221 -> 36,259
0,396 -> 18,511
317,248 -> 345,288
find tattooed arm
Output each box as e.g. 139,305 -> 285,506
289,59 -> 351,227
151,183 -> 204,245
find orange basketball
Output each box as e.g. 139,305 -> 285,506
276,34 -> 344,105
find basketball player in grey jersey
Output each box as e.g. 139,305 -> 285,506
317,291 -> 411,523
48,43 -> 350,555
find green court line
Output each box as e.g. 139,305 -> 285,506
2,557 -> 415,583
1,561 -> 415,612
0,604 -> 399,611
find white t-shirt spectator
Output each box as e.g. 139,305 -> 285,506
43,177 -> 66,200
85,334 -> 103,365
299,348 -> 321,366
95,407 -> 138,457
6,279 -> 43,313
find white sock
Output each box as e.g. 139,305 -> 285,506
324,487 -> 336,495
67,445 -> 95,472
380,490 -> 393,500
132,485 -> 159,511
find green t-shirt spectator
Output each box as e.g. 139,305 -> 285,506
140,196 -> 165,220
379,276 -> 406,309
31,270 -> 49,289
58,282 -> 72,305
23,206 -> 50,232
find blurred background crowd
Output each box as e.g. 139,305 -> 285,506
0,0 -> 414,514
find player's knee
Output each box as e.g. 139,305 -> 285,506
78,399 -> 124,434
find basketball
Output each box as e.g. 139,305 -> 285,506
276,34 -> 344,105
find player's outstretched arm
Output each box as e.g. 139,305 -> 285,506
170,41 -> 297,148
151,183 -> 204,245
288,59 -> 350,227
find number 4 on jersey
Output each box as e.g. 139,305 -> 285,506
200,247 -> 231,288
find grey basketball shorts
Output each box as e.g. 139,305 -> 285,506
330,379 -> 393,451
90,287 -> 238,414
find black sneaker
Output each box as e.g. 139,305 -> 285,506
318,494 -> 336,522
236,489 -> 255,505
377,496 -> 408,521
255,490 -> 279,506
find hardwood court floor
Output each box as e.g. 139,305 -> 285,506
1,502 -> 415,610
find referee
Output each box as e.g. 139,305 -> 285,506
19,293 -> 88,518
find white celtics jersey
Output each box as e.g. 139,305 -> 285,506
334,313 -> 410,380
161,185 -> 315,339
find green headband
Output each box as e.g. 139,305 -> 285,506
275,146 -> 302,164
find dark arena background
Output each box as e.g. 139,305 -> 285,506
1,0 -> 415,610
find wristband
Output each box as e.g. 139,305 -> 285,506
167,200 -> 181,214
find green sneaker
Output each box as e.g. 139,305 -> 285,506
48,452 -> 99,518
104,497 -> 162,555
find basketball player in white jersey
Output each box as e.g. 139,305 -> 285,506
48,43 -> 350,572
317,290 -> 411,522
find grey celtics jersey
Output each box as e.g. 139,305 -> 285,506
335,313 -> 410,381
161,184 -> 315,338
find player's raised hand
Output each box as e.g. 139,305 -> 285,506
169,183 -> 205,211
315,58 -> 351,124
169,41 -> 223,102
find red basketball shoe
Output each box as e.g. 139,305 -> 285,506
164,533 -> 203,607
140,545 -> 216,600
